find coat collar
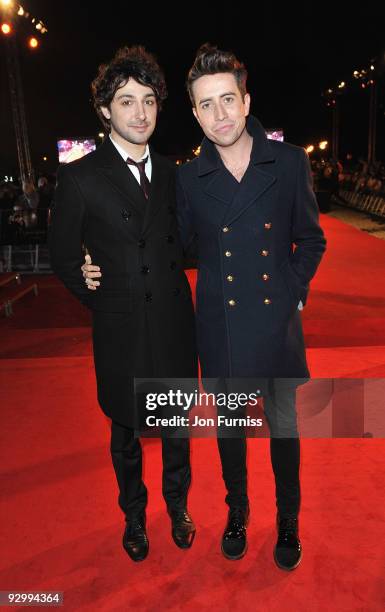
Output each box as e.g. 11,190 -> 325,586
197,115 -> 275,177
195,115 -> 277,224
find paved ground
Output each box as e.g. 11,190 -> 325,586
327,201 -> 385,241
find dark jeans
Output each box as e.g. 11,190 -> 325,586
217,386 -> 300,517
110,420 -> 191,519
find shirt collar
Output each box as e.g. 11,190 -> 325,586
109,134 -> 150,163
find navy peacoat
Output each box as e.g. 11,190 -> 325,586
176,115 -> 326,383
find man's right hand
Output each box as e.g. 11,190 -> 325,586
81,254 -> 102,290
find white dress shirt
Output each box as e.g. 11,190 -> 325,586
109,135 -> 152,184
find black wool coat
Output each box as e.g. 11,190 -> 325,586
49,139 -> 197,427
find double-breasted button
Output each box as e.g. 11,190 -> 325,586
121,210 -> 131,222
228,299 -> 236,306
145,292 -> 152,302
262,273 -> 270,281
264,222 -> 272,230
227,275 -> 234,282
173,288 -> 181,296
264,298 -> 271,305
141,265 -> 150,274
170,261 -> 176,270
222,226 -> 230,233
166,235 -> 175,243
261,249 -> 269,257
225,251 -> 232,257
138,239 -> 146,248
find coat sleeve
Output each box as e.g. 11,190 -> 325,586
176,168 -> 198,266
286,149 -> 327,306
48,164 -> 91,307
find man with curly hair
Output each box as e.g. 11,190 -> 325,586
49,46 -> 197,562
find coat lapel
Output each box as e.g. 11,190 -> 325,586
94,138 -> 147,217
197,135 -> 237,207
142,150 -> 169,235
222,165 -> 276,225
198,115 -> 277,225
202,170 -> 238,206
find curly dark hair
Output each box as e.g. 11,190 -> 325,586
91,45 -> 168,129
186,43 -> 247,105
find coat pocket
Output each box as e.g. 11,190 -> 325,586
279,260 -> 301,306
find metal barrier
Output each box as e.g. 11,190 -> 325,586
337,189 -> 385,219
5,282 -> 38,316
0,208 -> 50,272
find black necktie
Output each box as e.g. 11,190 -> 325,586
126,155 -> 150,199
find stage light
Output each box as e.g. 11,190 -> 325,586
17,6 -> 24,16
319,141 -> 328,150
306,145 -> 314,154
338,81 -> 345,89
193,146 -> 201,156
370,65 -> 375,71
98,132 -> 104,139
1,0 -> 13,8
28,36 -> 38,48
43,156 -> 47,161
35,22 -> 42,31
1,22 -> 11,34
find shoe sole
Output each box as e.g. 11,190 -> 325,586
221,542 -> 248,560
273,549 -> 302,571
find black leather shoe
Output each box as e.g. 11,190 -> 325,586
122,513 -> 149,562
274,514 -> 302,570
221,506 -> 249,560
168,508 -> 196,549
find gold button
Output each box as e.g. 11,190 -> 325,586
228,299 -> 236,306
222,226 -> 229,233
227,275 -> 234,282
262,273 -> 270,281
264,298 -> 271,305
264,222 -> 272,230
225,251 -> 232,257
261,249 -> 269,257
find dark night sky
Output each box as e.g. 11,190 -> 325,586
1,1 -> 384,177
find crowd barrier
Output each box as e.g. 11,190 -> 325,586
338,189 -> 385,219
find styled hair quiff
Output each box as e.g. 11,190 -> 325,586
186,43 -> 248,105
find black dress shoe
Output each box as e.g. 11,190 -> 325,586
221,506 -> 249,560
274,514 -> 302,571
122,513 -> 149,562
168,508 -> 196,549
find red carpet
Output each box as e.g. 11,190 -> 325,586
1,214 -> 385,611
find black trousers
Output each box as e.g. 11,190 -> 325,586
110,420 -> 191,519
217,386 -> 300,517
